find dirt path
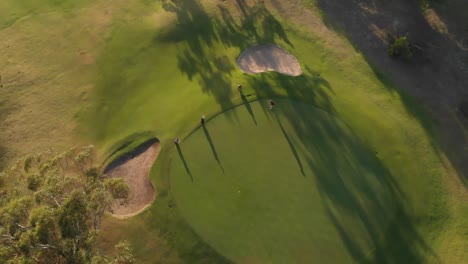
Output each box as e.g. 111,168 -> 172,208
237,44 -> 302,76
104,139 -> 160,218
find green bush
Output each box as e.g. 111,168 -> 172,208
388,36 -> 413,60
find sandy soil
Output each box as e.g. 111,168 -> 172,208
237,44 -> 302,76
104,139 -> 160,218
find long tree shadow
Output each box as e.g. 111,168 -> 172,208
273,110 -> 305,176
312,0 -> 468,185
161,0 -> 294,110
161,1 -> 440,262
176,143 -> 193,181
244,49 -> 438,264
234,0 -> 249,17
275,100 -> 438,263
247,66 -> 335,114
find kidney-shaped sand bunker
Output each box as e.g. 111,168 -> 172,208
237,44 -> 302,76
104,138 -> 160,218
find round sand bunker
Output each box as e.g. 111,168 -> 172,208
237,44 -> 302,76
104,138 -> 160,218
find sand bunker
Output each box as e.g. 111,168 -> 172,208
104,138 -> 160,218
237,44 -> 302,76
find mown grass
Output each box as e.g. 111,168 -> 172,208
93,1 -> 453,263
2,0 -> 467,263
169,99 -> 401,263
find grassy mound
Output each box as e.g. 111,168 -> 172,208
171,99 -> 398,263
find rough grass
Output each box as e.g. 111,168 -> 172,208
0,0 -> 92,29
0,0 -> 118,170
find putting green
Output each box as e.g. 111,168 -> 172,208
170,99 -> 399,263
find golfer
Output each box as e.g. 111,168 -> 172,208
269,100 -> 276,110
201,114 -> 206,125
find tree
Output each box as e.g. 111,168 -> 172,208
0,146 -> 134,264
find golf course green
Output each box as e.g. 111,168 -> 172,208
171,99 -> 397,263
93,2 -> 450,262
6,0 -> 468,263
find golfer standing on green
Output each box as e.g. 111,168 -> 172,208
201,114 -> 206,126
269,100 -> 275,110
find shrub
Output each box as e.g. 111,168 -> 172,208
388,36 -> 413,60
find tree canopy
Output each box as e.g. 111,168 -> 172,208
0,146 -> 134,264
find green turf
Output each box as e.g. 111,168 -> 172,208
170,99 -> 398,263
3,0 -> 467,263
89,2 -> 451,262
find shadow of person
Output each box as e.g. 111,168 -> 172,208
241,93 -> 257,125
202,125 -> 224,172
176,143 -> 193,181
273,111 -> 305,176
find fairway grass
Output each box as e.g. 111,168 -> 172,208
171,99 -> 398,263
